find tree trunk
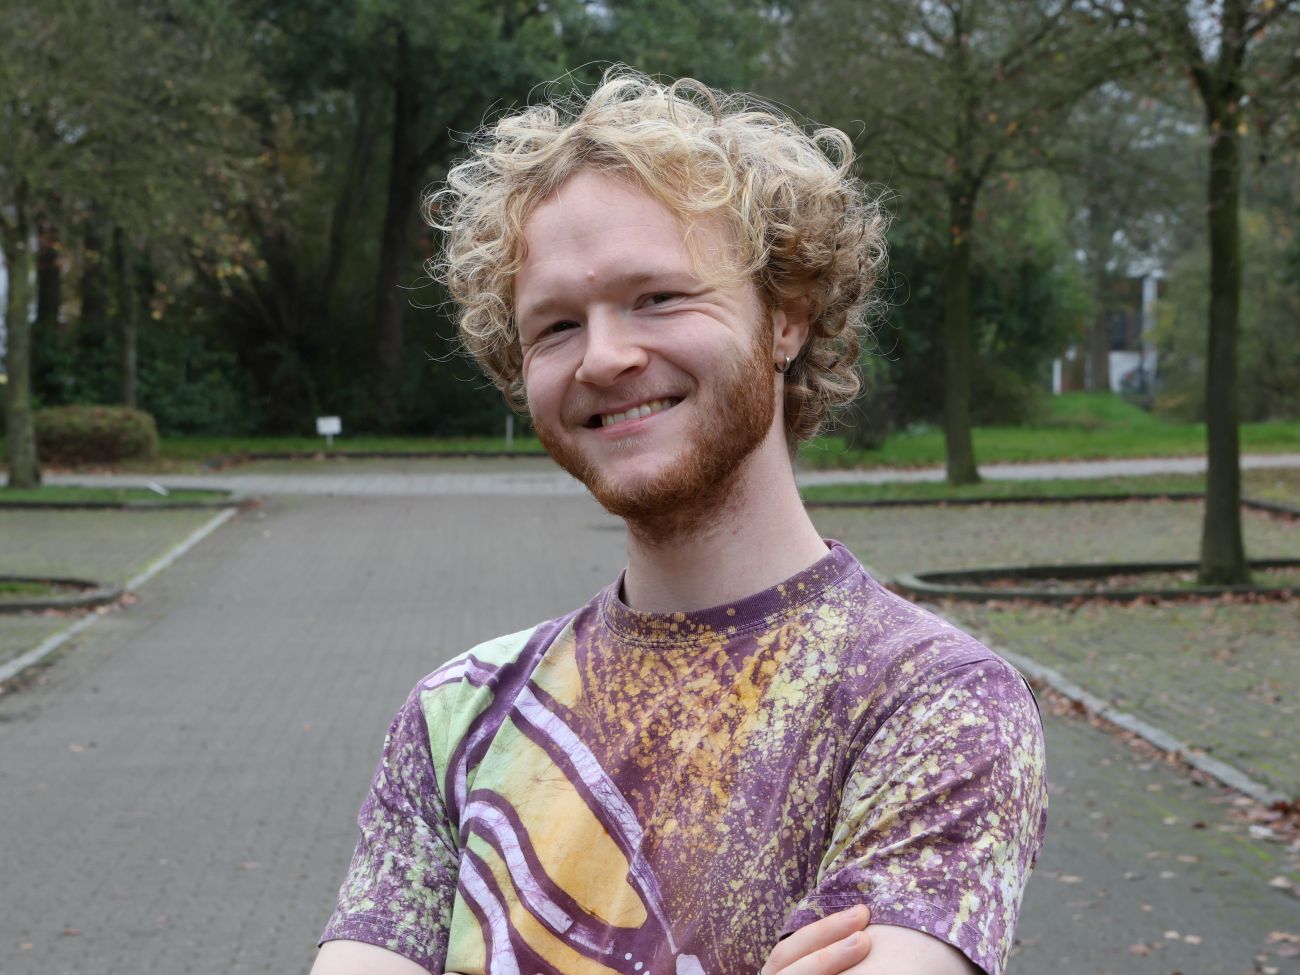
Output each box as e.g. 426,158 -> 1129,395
1086,207 -> 1111,392
1198,109 -> 1249,584
113,225 -> 138,409
371,26 -> 424,432
3,205 -> 41,489
81,218 -> 108,326
942,190 -> 981,485
35,218 -> 62,328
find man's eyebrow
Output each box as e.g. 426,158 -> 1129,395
517,269 -> 700,322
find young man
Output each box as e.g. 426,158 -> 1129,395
313,72 -> 1047,975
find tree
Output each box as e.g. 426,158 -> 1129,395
1105,0 -> 1300,583
772,0 -> 1137,483
1056,83 -> 1201,392
1,0 -> 260,487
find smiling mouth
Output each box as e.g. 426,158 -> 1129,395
588,397 -> 681,429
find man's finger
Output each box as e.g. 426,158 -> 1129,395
775,929 -> 873,975
762,905 -> 871,975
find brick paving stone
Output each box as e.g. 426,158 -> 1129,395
0,508 -> 220,584
948,601 -> 1300,800
0,492 -> 626,975
813,500 -> 1300,578
2,483 -> 1297,975
0,615 -> 71,669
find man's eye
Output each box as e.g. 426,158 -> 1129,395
644,293 -> 678,306
544,321 -> 579,335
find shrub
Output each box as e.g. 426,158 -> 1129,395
35,405 -> 159,466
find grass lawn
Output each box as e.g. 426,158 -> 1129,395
797,392 -> 1300,469
0,580 -> 61,597
0,485 -> 231,505
156,434 -> 548,461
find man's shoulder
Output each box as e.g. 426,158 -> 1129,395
833,575 -> 1035,712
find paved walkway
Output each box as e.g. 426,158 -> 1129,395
2,483 -> 1298,973
43,452 -> 1300,497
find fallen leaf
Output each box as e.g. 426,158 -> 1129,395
1058,874 -> 1082,884
1129,943 -> 1151,956
1266,932 -> 1300,943
1184,934 -> 1202,945
1268,876 -> 1295,890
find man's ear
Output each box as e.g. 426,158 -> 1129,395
771,295 -> 813,362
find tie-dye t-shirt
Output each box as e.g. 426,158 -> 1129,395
322,542 -> 1047,975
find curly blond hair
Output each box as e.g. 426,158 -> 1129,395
427,68 -> 889,445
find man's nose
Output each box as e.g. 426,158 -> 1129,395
574,310 -> 648,386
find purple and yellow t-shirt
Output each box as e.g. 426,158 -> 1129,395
322,542 -> 1047,975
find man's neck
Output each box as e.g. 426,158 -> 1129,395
619,439 -> 828,614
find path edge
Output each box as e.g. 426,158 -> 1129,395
0,507 -> 238,686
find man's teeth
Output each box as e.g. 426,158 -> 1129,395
600,398 -> 676,428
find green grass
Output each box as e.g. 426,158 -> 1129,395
0,579 -> 60,597
155,434 -> 548,461
0,486 -> 230,504
798,393 -> 1300,470
801,473 -> 1208,503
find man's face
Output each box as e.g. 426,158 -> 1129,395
515,170 -> 781,538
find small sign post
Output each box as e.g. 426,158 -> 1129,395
316,415 -> 342,449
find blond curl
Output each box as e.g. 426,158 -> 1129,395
426,67 -> 889,446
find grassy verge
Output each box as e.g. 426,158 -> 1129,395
156,434 -> 548,461
0,486 -> 231,505
798,393 -> 1300,469
0,580 -> 60,597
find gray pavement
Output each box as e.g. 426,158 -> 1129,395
42,452 -> 1300,497
2,485 -> 1298,974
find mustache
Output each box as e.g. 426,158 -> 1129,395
563,386 -> 686,422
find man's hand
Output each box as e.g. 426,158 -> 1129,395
761,905 -> 872,975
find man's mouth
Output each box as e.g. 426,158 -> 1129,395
588,397 -> 681,429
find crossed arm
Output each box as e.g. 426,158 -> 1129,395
311,906 -> 979,975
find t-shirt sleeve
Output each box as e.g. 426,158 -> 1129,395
320,683 -> 461,973
780,656 -> 1048,975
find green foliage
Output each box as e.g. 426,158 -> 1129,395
35,405 -> 159,466
1156,206 -> 1300,422
32,318 -> 259,437
865,175 -> 1083,430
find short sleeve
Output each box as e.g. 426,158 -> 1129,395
320,684 -> 462,973
781,657 -> 1048,975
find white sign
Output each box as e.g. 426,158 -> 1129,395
316,416 -> 342,436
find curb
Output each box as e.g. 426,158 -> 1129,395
0,495 -> 243,511
0,507 -> 239,686
0,576 -> 124,613
893,558 -> 1300,603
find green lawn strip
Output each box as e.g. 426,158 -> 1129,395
0,486 -> 231,505
946,600 -> 1300,798
0,580 -> 63,597
801,473 -> 1208,503
798,418 -> 1300,470
156,434 -> 549,461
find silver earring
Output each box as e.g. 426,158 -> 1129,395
774,355 -> 791,374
